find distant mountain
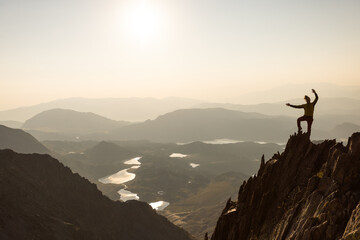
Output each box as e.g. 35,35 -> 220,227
22,107 -> 352,142
211,132 -> 360,240
198,97 -> 360,127
0,125 -> 49,154
0,149 -> 193,240
42,140 -> 98,155
84,141 -> 136,164
331,122 -> 360,139
0,120 -> 23,128
112,108 -> 294,143
22,109 -> 129,140
0,97 -> 204,122
60,141 -> 139,181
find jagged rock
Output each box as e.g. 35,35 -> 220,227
342,203 -> 360,240
211,132 -> 360,240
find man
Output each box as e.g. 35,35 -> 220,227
286,89 -> 319,135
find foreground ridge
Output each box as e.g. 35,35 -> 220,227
0,149 -> 193,240
211,132 -> 360,240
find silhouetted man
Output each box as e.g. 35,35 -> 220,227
286,89 -> 319,135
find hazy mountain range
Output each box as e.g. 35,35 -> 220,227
0,97 -> 204,122
20,108 -> 295,142
1,84 -> 360,124
14,107 -> 359,143
199,97 -> 360,122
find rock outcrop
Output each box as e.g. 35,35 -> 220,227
211,132 -> 360,240
0,149 -> 193,240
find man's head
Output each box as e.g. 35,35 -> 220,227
304,95 -> 310,103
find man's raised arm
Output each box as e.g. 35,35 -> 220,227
312,89 -> 319,105
286,103 -> 303,109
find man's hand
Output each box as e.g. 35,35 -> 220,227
312,89 -> 316,94
286,103 -> 291,106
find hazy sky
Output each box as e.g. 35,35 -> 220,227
1,0 -> 360,109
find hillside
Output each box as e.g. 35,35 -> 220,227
0,125 -> 49,154
23,108 -> 129,135
210,132 -> 360,240
112,108 -> 294,143
0,120 -> 23,128
331,123 -> 360,139
0,149 -> 193,240
61,141 -> 139,181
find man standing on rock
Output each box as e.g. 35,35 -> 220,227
286,89 -> 319,135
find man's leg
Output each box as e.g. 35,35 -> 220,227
297,116 -> 306,132
306,117 -> 314,135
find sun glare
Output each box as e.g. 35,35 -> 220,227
121,1 -> 163,43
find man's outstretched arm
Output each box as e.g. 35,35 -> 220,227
286,103 -> 303,109
312,89 -> 319,105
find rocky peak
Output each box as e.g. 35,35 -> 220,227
211,132 -> 360,240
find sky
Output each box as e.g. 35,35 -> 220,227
1,0 -> 360,110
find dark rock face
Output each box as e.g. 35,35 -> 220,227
211,132 -> 360,240
0,149 -> 193,240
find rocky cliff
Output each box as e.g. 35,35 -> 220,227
211,132 -> 360,240
0,149 -> 193,240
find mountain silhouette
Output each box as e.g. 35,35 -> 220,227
111,108 -> 294,143
0,97 -> 203,122
0,125 -> 49,154
210,132 -> 360,240
0,149 -> 193,240
0,120 -> 23,128
23,108 -> 129,136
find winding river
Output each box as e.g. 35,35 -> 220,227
98,156 -> 170,210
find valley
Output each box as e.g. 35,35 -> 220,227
43,138 -> 283,238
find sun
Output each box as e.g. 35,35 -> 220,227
121,1 -> 163,42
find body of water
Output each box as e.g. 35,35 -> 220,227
98,156 -> 142,184
118,189 -> 139,201
170,153 -> 188,158
203,139 -> 245,144
149,201 -> 170,211
124,157 -> 142,165
190,163 -> 200,168
98,156 -> 170,209
98,169 -> 136,184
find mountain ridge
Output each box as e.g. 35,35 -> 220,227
0,97 -> 204,122
23,108 -> 129,133
210,132 -> 360,240
111,108 -> 294,143
0,149 -> 193,240
0,125 -> 49,154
